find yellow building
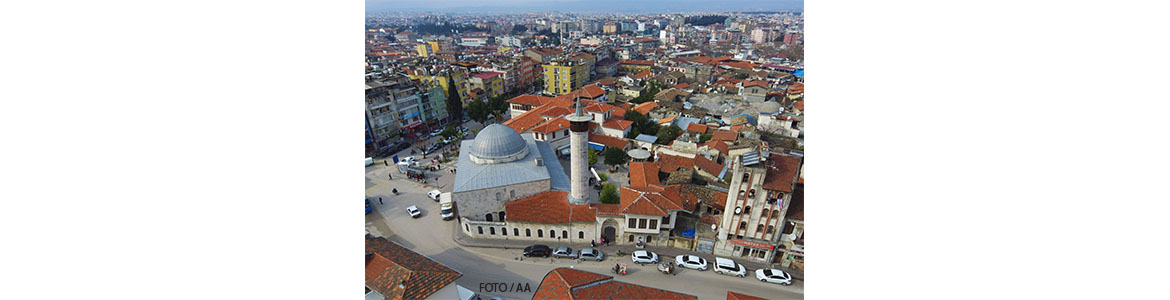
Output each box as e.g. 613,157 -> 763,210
408,73 -> 471,106
543,61 -> 588,95
416,43 -> 434,57
470,72 -> 505,98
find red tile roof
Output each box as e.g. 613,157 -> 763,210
711,130 -> 738,141
473,71 -> 502,79
366,235 -> 462,300
633,101 -> 658,115
762,154 -> 802,193
531,116 -> 570,134
541,106 -> 573,117
589,133 -> 629,149
533,268 -> 696,300
686,123 -> 709,133
654,153 -> 695,173
619,185 -> 687,216
727,291 -> 769,300
508,94 -> 558,106
504,191 -> 597,223
743,80 -> 769,88
628,161 -> 660,187
602,118 -> 633,130
703,141 -> 730,155
503,105 -> 552,133
673,82 -> 690,89
590,203 -> 622,216
793,100 -> 804,111
657,115 -> 677,125
694,155 -> 725,177
631,71 -> 652,79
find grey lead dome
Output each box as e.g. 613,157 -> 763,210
468,124 -> 528,160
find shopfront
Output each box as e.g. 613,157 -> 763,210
728,238 -> 775,262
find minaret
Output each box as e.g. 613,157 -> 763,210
566,94 -> 592,204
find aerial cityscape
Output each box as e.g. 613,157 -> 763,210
365,5 -> 804,300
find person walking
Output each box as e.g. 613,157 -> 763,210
378,197 -> 383,205
384,161 -> 388,166
388,174 -> 392,180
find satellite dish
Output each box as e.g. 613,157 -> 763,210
734,207 -> 742,214
711,224 -> 717,231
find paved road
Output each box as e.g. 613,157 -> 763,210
365,122 -> 803,300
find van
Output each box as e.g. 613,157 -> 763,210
365,157 -> 374,166
713,257 -> 747,277
439,193 -> 455,220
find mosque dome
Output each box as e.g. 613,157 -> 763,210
468,124 -> 529,164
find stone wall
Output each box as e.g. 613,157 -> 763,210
454,179 -> 550,222
460,218 -> 599,245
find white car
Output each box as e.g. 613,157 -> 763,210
630,250 -> 659,264
755,268 -> 793,285
406,205 -> 421,218
713,257 -> 747,277
674,255 -> 708,271
427,190 -> 442,201
430,129 -> 443,137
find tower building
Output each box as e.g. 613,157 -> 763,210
566,96 -> 592,204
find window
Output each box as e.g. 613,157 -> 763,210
562,230 -> 568,238
499,212 -> 505,221
662,216 -> 670,225
757,224 -> 764,232
772,210 -> 780,218
502,227 -> 507,236
646,236 -> 652,243
578,231 -> 584,239
510,190 -> 516,199
739,221 -> 747,231
766,225 -> 774,234
478,226 -> 483,234
629,235 -> 635,242
550,230 -> 555,238
649,219 -> 657,229
515,228 -> 520,236
526,229 -> 532,237
744,206 -> 752,215
485,214 -> 493,222
490,227 -> 495,235
465,224 -> 469,232
628,218 -> 636,228
761,209 -> 769,218
496,192 -> 502,201
537,229 -> 543,238
639,219 -> 647,229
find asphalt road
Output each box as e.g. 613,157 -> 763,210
365,122 -> 804,300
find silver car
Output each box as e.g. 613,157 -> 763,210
405,205 -> 421,218
631,250 -> 659,264
551,247 -> 577,259
578,248 -> 605,261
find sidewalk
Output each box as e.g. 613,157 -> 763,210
451,223 -> 803,281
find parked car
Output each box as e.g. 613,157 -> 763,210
523,245 -> 552,257
427,190 -> 442,201
674,255 -> 708,271
755,268 -> 793,285
551,247 -> 578,259
365,197 -> 372,214
713,257 -> 747,277
430,129 -> 443,137
630,250 -> 659,264
578,248 -> 604,261
405,205 -> 421,218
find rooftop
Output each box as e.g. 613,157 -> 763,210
532,268 -> 696,300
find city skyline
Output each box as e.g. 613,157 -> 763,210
367,0 -> 803,14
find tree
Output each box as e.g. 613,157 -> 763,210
445,77 -> 463,125
467,100 -> 489,124
588,148 -> 598,165
440,127 -> 458,140
699,133 -> 713,143
487,94 -> 509,115
603,147 -> 629,166
655,125 -> 682,144
511,24 -> 527,33
599,183 -> 619,204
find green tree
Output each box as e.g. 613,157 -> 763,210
588,148 -> 598,165
467,100 -> 489,123
699,133 -> 713,143
440,127 -> 458,140
599,183 -> 619,204
626,127 -> 640,139
655,125 -> 682,144
487,94 -> 509,115
445,77 -> 463,125
603,147 -> 629,167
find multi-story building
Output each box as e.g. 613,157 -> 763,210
618,60 -> 654,74
713,151 -> 802,263
418,83 -> 449,126
603,21 -> 618,34
543,59 -> 589,95
783,30 -> 801,45
365,80 -> 400,154
469,72 -> 505,98
416,42 -> 434,57
407,68 -> 472,108
751,28 -> 780,44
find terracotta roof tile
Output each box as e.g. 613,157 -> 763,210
541,106 -> 573,117
694,155 -> 725,177
503,106 -> 552,133
504,191 -> 597,223
531,117 -> 570,134
686,123 -> 709,133
654,153 -> 695,173
602,118 -> 633,130
703,141 -> 730,155
628,161 -> 660,187
657,115 -> 677,125
589,133 -> 629,149
589,203 -> 622,216
633,101 -> 658,115
711,130 -> 738,141
761,154 -> 801,193
365,236 -> 462,300
619,185 -> 686,216
533,268 -> 696,300
508,94 -> 558,106
727,291 -> 769,300
620,59 -> 654,66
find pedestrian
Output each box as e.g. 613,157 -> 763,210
378,197 -> 383,205
388,174 -> 392,179
384,161 -> 388,166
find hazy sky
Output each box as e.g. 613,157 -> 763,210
367,0 -> 803,13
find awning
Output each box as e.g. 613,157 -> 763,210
405,122 -> 424,129
587,142 -> 605,151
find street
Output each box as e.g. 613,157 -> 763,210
365,121 -> 803,300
